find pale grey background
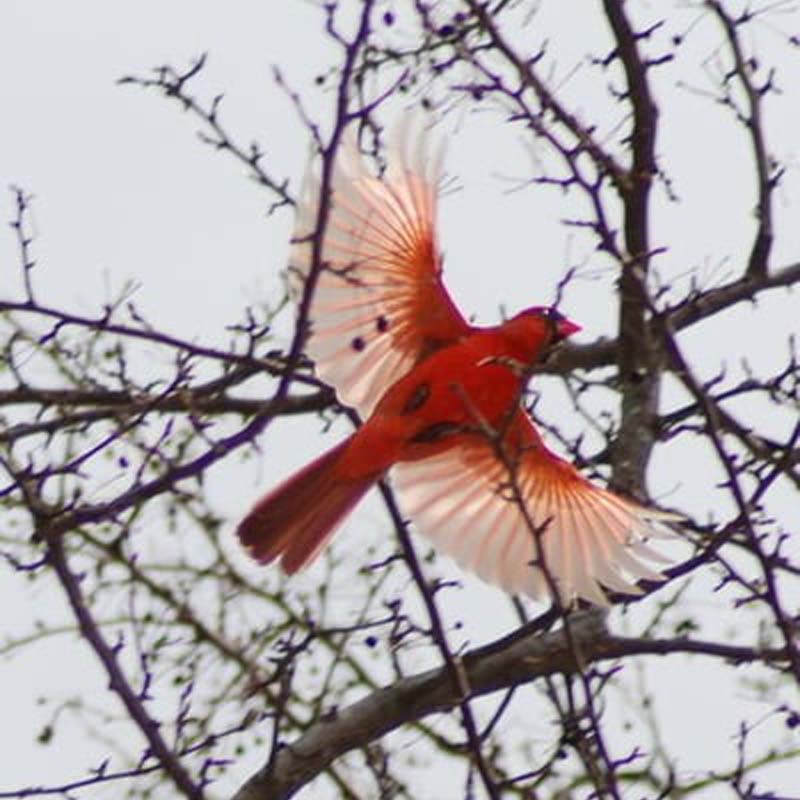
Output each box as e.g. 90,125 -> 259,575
1,1 -> 798,796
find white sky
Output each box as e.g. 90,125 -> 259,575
1,1 -> 798,797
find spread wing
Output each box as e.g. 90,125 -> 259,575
289,119 -> 471,417
392,411 -> 677,605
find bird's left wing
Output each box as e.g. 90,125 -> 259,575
392,411 -> 677,605
289,119 -> 471,417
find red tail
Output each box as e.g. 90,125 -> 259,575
237,437 -> 376,573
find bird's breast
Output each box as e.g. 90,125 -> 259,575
385,344 -> 525,430
339,334 -> 532,477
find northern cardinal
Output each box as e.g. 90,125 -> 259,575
238,121 -> 675,605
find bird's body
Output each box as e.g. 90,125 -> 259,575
337,316 -> 565,477
238,119 -> 676,604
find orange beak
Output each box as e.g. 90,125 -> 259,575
556,317 -> 582,339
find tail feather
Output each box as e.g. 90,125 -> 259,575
237,438 -> 375,573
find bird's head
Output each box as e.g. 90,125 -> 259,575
503,306 -> 581,355
522,306 -> 581,339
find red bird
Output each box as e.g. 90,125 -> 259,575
238,122 -> 675,605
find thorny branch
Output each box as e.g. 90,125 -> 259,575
46,534 -> 206,799
232,613 -> 791,800
601,0 -> 663,497
119,54 -> 295,214
707,0 -> 780,279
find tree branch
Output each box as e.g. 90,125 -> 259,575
232,611 -> 787,800
47,537 -> 205,798
603,0 -> 661,496
708,1 -> 778,279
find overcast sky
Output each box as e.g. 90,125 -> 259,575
2,2 -> 798,797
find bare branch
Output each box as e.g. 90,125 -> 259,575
233,615 -> 789,800
707,1 -> 780,278
46,537 -> 205,798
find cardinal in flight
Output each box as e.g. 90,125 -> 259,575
237,120 -> 675,605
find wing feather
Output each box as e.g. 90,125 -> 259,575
290,119 -> 471,416
392,413 -> 679,605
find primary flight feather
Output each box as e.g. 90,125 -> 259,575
237,120 -> 675,605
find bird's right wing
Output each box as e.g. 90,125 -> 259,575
289,119 -> 471,417
392,411 -> 678,605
